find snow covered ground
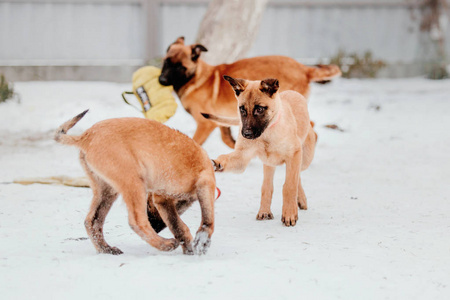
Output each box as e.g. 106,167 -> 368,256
0,78 -> 449,299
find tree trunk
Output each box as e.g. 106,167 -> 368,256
418,0 -> 449,78
196,0 -> 269,65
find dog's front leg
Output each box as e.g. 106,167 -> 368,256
282,150 -> 302,226
212,147 -> 255,173
257,164 -> 276,220
147,193 -> 168,233
193,178 -> 216,255
122,185 -> 179,252
153,194 -> 194,255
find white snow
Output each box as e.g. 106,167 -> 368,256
0,78 -> 449,299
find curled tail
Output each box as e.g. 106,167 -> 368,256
54,109 -> 89,146
307,64 -> 341,82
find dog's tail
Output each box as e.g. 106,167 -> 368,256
54,109 -> 89,146
201,113 -> 240,127
307,64 -> 341,82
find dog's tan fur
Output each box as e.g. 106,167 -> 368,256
206,77 -> 317,227
54,110 -> 215,255
159,37 -> 340,148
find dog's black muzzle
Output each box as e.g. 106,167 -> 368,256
158,74 -> 171,86
241,128 -> 261,140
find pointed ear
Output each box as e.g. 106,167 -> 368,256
191,44 -> 208,61
175,36 -> 185,44
166,36 -> 185,52
260,78 -> 279,97
223,75 -> 247,96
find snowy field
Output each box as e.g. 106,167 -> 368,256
0,78 -> 449,299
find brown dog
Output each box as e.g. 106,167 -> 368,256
203,76 -> 317,227
54,110 -> 216,255
159,36 -> 339,148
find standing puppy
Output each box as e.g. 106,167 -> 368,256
203,76 -> 317,227
54,111 -> 215,255
159,36 -> 340,148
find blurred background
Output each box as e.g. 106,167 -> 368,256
0,0 -> 449,84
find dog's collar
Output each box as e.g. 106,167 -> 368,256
269,108 -> 282,128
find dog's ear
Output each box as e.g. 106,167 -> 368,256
175,36 -> 185,44
223,75 -> 247,96
191,44 -> 208,61
260,78 -> 279,98
166,36 -> 185,52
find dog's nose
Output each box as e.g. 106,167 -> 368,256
242,128 -> 254,139
159,75 -> 169,86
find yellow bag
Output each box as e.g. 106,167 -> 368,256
122,66 -> 177,123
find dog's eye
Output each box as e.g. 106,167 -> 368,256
176,64 -> 186,71
239,106 -> 247,116
254,106 -> 266,115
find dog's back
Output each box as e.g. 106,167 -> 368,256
69,117 -> 213,195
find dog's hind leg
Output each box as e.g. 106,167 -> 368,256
219,126 -> 235,149
257,164 -> 275,220
80,153 -> 122,255
120,181 -> 179,252
192,120 -> 216,145
301,127 -> 317,171
153,194 -> 194,255
297,176 -> 308,210
193,177 -> 215,255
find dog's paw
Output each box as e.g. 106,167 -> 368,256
183,247 -> 195,255
298,201 -> 308,210
211,159 -> 224,172
100,246 -> 123,255
297,195 -> 308,210
256,211 -> 274,220
281,214 -> 298,227
193,231 -> 211,255
182,242 -> 195,255
159,238 -> 180,252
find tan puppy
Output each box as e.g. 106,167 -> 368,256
203,76 -> 317,227
159,36 -> 340,148
54,110 -> 215,255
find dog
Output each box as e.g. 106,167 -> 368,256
54,110 -> 216,255
158,36 -> 339,148
203,76 -> 317,227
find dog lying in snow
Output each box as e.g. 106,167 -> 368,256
54,110 -> 216,255
203,76 -> 317,227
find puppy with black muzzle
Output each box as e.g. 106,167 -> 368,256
54,111 -> 216,255
159,36 -> 340,148
203,76 -> 317,227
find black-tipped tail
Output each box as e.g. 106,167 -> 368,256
200,112 -> 240,126
54,109 -> 89,145
76,109 -> 89,121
